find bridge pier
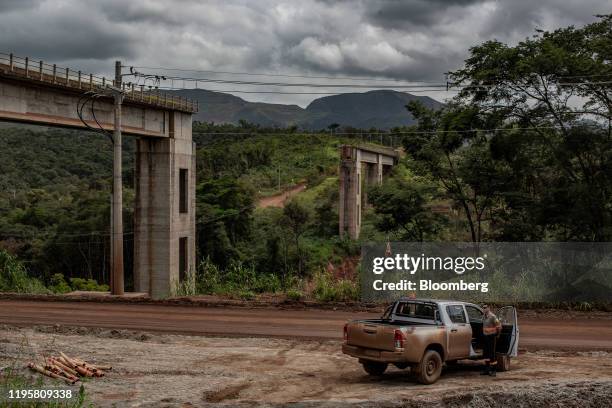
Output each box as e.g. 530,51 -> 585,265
339,146 -> 362,240
339,145 -> 398,240
134,112 -> 196,299
0,55 -> 199,299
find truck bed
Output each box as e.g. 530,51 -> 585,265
346,319 -> 436,351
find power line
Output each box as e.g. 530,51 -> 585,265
150,75 -> 450,89
0,231 -> 134,238
76,91 -> 114,143
198,204 -> 255,226
127,67 -> 612,90
454,80 -> 612,87
557,73 -> 612,79
124,64 -> 444,83
192,125 -> 562,137
138,80 -> 610,97
155,85 -> 456,95
124,64 -> 612,85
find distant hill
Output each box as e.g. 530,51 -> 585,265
168,89 -> 442,130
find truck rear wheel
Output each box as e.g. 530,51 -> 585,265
362,361 -> 388,376
496,354 -> 511,372
415,350 -> 442,384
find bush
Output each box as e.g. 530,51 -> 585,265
195,257 -> 222,294
49,273 -> 71,293
237,289 -> 256,300
69,277 -> 109,292
171,267 -> 197,297
47,273 -> 109,294
194,257 -> 283,296
286,288 -> 304,301
0,249 -> 48,294
312,269 -> 359,302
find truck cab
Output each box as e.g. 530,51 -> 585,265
342,298 -> 519,384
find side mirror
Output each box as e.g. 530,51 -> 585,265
434,310 -> 441,324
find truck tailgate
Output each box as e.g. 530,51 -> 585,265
347,321 -> 397,352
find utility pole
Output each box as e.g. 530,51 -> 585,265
110,60 -> 124,295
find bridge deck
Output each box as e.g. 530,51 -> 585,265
0,53 -> 197,113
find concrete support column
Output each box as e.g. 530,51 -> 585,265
339,146 -> 361,240
134,112 -> 196,298
338,145 -> 399,240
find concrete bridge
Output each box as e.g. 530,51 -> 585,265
339,144 -> 399,239
0,53 -> 197,298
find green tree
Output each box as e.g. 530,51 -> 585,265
196,178 -> 255,268
282,200 -> 310,276
450,14 -> 612,241
369,177 -> 447,241
404,101 -> 509,242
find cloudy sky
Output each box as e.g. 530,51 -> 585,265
0,0 -> 608,106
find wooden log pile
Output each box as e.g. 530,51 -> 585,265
26,352 -> 112,384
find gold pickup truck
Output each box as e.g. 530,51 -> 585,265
342,298 -> 519,384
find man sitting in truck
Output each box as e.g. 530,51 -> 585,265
481,304 -> 502,376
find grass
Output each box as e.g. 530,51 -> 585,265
47,274 -> 109,294
311,269 -> 359,302
191,258 -> 285,297
0,250 -> 108,295
0,250 -> 49,294
0,369 -> 87,408
0,335 -> 89,408
293,176 -> 337,206
286,289 -> 304,301
170,257 -> 361,303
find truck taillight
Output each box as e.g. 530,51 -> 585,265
394,329 -> 405,349
343,323 -> 348,343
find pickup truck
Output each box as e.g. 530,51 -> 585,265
342,298 -> 519,384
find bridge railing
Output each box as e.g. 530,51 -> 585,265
0,53 -> 198,113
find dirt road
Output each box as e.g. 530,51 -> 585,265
1,326 -> 610,407
1,300 -> 611,351
257,183 -> 306,208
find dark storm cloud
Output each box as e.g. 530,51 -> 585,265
282,0 -> 609,82
0,0 -> 40,12
0,1 -> 136,60
0,0 -> 608,106
363,0 -> 487,28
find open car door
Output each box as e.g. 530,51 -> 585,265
496,306 -> 519,358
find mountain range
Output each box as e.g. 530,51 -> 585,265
167,89 -> 443,130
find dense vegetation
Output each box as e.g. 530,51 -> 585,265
0,16 -> 610,300
0,124 -> 362,299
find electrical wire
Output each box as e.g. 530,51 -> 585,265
123,64 -> 445,83
0,232 -> 134,244
76,92 -> 114,143
126,68 -> 612,90
124,64 -> 612,84
557,73 -> 612,79
90,94 -> 114,143
192,125 -> 562,137
198,204 -> 255,226
137,74 -> 449,89
154,85 -> 455,95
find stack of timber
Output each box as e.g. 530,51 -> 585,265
27,352 -> 112,384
